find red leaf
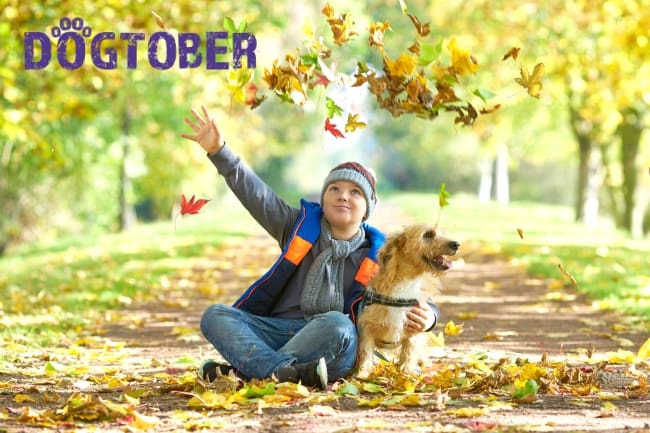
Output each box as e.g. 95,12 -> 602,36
180,194 -> 210,215
314,71 -> 330,87
324,118 -> 345,139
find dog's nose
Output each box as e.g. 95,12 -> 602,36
449,241 -> 460,251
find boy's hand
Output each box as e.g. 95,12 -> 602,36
181,105 -> 223,155
405,303 -> 436,334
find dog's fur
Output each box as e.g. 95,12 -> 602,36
356,224 -> 459,376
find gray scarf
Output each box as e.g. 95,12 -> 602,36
301,219 -> 366,317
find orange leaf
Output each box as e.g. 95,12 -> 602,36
502,47 -> 520,61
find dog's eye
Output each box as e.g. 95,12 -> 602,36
423,230 -> 435,239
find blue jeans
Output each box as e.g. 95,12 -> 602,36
200,305 -> 358,382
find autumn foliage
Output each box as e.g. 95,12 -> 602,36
225,2 -> 543,138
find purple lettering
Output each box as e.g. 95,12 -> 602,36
233,33 -> 257,69
205,32 -> 229,70
92,32 -> 116,69
24,32 -> 51,69
57,32 -> 84,70
148,32 -> 176,69
120,32 -> 145,69
178,33 -> 202,68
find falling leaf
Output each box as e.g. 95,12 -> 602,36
399,0 -> 409,14
444,320 -> 464,336
344,113 -> 366,132
152,11 -> 166,29
438,183 -> 450,208
515,63 -> 544,98
448,37 -> 479,75
557,263 -> 577,286
407,13 -> 430,37
325,97 -> 343,118
180,194 -> 210,216
516,228 -> 524,239
368,20 -> 391,49
385,53 -> 417,77
502,47 -> 520,61
324,117 -> 345,139
321,2 -> 358,46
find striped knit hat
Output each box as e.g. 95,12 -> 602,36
321,162 -> 377,220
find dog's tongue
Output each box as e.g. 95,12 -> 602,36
442,257 -> 453,269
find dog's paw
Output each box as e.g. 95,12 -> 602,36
355,364 -> 374,380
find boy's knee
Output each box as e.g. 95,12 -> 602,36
318,311 -> 355,338
200,304 -> 230,334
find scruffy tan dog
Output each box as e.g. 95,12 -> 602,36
356,224 -> 459,377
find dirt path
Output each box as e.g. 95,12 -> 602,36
2,203 -> 648,432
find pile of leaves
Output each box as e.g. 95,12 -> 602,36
2,325 -> 648,431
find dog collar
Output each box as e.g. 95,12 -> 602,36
362,290 -> 420,308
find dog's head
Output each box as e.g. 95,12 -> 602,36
379,224 -> 460,275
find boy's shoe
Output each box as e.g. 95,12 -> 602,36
199,359 -> 235,382
276,357 -> 328,390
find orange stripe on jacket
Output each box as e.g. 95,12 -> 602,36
284,235 -> 312,265
355,257 -> 379,286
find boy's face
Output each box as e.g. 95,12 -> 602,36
321,180 -> 368,232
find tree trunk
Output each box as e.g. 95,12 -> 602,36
494,143 -> 509,204
569,106 -> 593,223
478,157 -> 493,203
617,108 -> 642,232
118,108 -> 136,231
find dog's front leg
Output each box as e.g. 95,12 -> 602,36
355,324 -> 376,379
398,334 -> 422,373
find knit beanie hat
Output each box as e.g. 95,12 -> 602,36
321,162 -> 377,220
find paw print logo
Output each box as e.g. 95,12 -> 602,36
51,17 -> 92,39
50,17 -> 93,69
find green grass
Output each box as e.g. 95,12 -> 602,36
0,195 -> 261,347
390,192 -> 650,325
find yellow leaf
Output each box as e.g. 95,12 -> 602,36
344,113 -> 366,132
457,311 -> 478,320
400,394 -> 422,406
516,227 -> 524,239
276,382 -> 310,398
515,62 -> 544,98
428,331 -> 444,346
446,407 -> 485,417
385,53 -> 417,77
606,349 -> 635,364
557,263 -> 577,286
301,17 -> 314,39
636,337 -> 650,360
131,411 -> 160,430
14,394 -> 36,403
444,320 -> 464,336
448,37 -> 479,75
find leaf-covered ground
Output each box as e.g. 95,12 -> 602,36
1,205 -> 649,433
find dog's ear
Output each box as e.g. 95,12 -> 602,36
379,233 -> 405,266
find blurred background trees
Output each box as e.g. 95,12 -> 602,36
1,0 -> 648,255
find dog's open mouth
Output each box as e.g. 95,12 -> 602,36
425,255 -> 453,271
